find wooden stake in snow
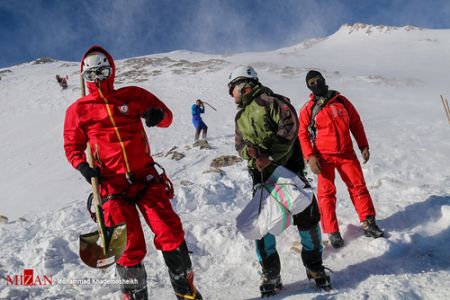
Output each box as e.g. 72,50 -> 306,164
440,95 -> 450,124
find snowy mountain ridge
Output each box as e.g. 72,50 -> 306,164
338,23 -> 423,35
0,24 -> 449,299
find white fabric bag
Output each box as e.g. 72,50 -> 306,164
236,166 -> 315,240
265,165 -> 314,215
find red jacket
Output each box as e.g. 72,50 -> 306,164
64,46 -> 173,178
298,92 -> 368,160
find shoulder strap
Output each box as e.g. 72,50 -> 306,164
309,101 -> 321,122
307,100 -> 323,143
307,93 -> 346,142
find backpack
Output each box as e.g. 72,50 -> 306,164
263,91 -> 299,141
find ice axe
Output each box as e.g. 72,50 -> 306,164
202,101 -> 217,111
79,75 -> 127,268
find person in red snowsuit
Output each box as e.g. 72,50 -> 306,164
298,70 -> 383,249
64,45 -> 202,300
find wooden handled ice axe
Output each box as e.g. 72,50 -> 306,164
78,74 -> 127,268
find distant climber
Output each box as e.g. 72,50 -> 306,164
191,99 -> 208,141
56,74 -> 68,89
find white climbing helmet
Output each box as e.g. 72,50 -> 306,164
83,51 -> 110,70
227,65 -> 258,86
227,65 -> 258,95
82,51 -> 112,82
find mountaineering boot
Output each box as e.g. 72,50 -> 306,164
256,246 -> 282,297
168,268 -> 202,300
329,232 -> 344,248
362,216 -> 384,238
116,262 -> 148,300
259,272 -> 283,297
162,240 -> 202,300
121,290 -> 148,300
306,265 -> 332,291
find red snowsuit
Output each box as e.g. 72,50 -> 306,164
64,46 -> 184,266
298,92 -> 376,233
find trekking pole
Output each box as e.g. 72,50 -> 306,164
440,95 -> 450,124
203,101 -> 217,111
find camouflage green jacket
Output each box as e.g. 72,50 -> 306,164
235,84 -> 299,172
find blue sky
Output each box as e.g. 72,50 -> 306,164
1,0 -> 450,68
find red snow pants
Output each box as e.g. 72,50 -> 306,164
317,153 -> 376,234
100,174 -> 184,267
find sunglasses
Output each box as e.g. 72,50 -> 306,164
228,83 -> 235,96
307,76 -> 322,87
82,66 -> 112,82
228,78 -> 245,96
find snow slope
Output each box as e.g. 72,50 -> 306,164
0,24 -> 449,299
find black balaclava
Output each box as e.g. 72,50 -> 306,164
306,70 -> 329,97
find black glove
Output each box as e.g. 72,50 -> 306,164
142,108 -> 165,127
77,162 -> 101,184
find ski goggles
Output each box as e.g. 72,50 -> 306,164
307,76 -> 323,87
82,66 -> 112,82
228,78 -> 246,96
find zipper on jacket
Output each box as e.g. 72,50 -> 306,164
97,86 -> 133,179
